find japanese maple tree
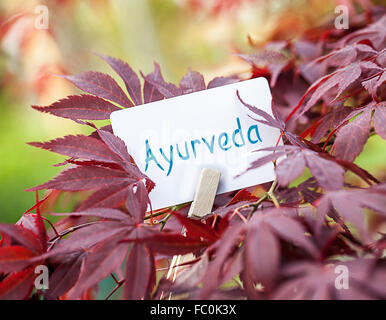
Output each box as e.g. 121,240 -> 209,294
0,2 -> 385,300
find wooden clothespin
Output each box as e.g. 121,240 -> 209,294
163,168 -> 221,299
188,168 -> 221,218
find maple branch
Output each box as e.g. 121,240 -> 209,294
267,180 -> 280,208
143,203 -> 187,225
246,179 -> 279,220
144,210 -> 170,221
159,213 -> 172,231
246,194 -> 268,220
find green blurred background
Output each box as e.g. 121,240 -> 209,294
0,0 -> 385,224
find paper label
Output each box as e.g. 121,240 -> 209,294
110,77 -> 281,210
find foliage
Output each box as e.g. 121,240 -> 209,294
0,4 -> 385,300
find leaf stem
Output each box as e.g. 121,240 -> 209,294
39,215 -> 60,238
111,273 -> 120,285
105,280 -> 124,300
47,221 -> 98,250
267,180 -> 280,208
245,179 -> 279,219
246,194 -> 268,220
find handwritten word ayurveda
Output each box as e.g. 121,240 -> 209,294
145,117 -> 262,175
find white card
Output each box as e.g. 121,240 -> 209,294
110,77 -> 281,210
